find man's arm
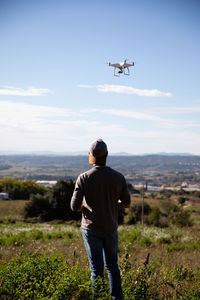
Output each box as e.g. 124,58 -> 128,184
119,176 -> 131,208
71,175 -> 84,212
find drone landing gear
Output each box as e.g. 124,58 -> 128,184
114,68 -> 120,77
124,67 -> 130,76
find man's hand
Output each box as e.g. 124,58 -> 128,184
77,205 -> 83,212
118,201 -> 130,209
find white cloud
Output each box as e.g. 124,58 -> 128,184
0,100 -> 101,151
79,84 -> 172,97
0,86 -> 52,96
81,107 -> 200,129
157,106 -> 200,114
78,84 -> 93,89
81,108 -> 173,123
0,100 -> 169,152
0,100 -> 200,154
101,109 -> 162,121
182,121 -> 200,128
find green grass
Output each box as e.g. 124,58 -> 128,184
0,200 -> 28,221
0,224 -> 80,247
1,249 -> 200,299
0,199 -> 200,299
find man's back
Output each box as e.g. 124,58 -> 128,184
70,139 -> 130,300
71,165 -> 130,233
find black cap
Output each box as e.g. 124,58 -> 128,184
89,139 -> 108,157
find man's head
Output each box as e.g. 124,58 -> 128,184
89,139 -> 108,165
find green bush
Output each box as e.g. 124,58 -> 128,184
157,236 -> 171,244
24,180 -> 81,221
1,250 -> 200,299
139,237 -> 152,247
24,194 -> 52,220
120,254 -> 153,300
147,206 -> 161,227
124,202 -> 151,225
177,196 -> 186,205
159,200 -> 177,216
0,232 -> 27,246
169,207 -> 193,227
0,253 -> 93,299
0,178 -> 47,200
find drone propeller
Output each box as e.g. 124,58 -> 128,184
124,58 -> 134,63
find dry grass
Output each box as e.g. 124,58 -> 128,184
0,200 -> 28,221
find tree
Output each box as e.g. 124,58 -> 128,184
124,202 -> 151,224
0,178 -> 47,200
24,180 -> 81,221
169,207 -> 192,227
148,207 -> 161,227
24,194 -> 52,220
177,196 -> 186,205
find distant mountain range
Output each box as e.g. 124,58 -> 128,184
0,151 -> 196,156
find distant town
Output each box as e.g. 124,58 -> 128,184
0,154 -> 200,194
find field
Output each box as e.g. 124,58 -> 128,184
0,200 -> 28,222
0,200 -> 200,299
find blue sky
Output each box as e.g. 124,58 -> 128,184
0,0 -> 200,154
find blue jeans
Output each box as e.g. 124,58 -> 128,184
82,228 -> 123,300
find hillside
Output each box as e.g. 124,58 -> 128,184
0,154 -> 200,172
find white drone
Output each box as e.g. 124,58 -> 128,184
107,59 -> 134,77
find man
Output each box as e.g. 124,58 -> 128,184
71,139 -> 130,299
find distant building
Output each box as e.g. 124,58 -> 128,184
0,192 -> 9,200
181,182 -> 188,188
36,180 -> 57,188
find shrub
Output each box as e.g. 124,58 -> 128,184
194,191 -> 200,198
121,255 -> 153,299
157,236 -> 171,244
0,232 -> 27,246
177,196 -> 186,205
24,194 -> 52,220
124,202 -> 151,225
125,230 -> 141,244
140,237 -> 152,247
0,178 -> 47,200
168,244 -> 185,251
158,216 -> 169,228
159,200 -> 177,216
50,180 -> 75,220
24,180 -> 82,221
0,252 -> 108,299
169,207 -> 193,227
147,206 -> 161,227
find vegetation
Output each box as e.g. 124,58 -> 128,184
0,178 -> 198,228
0,160 -> 200,298
0,223 -> 200,299
24,180 -> 81,221
0,200 -> 27,222
0,178 -> 46,200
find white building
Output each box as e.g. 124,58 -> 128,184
36,180 -> 57,188
0,192 -> 9,200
